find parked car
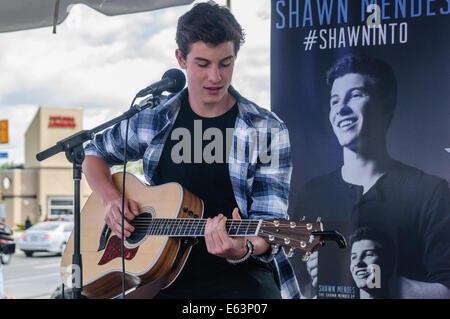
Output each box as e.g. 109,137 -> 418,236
0,222 -> 15,264
17,221 -> 73,257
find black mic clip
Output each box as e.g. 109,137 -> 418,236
126,95 -> 161,117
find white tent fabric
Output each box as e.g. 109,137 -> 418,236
0,0 -> 194,33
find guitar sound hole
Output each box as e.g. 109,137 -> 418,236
127,212 -> 152,246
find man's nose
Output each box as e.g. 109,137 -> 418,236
208,65 -> 221,83
334,100 -> 352,116
356,258 -> 367,268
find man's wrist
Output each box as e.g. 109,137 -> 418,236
100,188 -> 122,207
236,244 -> 249,260
226,240 -> 254,264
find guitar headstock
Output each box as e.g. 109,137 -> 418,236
258,218 -> 347,261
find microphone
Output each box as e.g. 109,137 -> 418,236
135,68 -> 186,98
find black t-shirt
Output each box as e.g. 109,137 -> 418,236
293,161 -> 450,299
153,93 -> 238,220
152,92 -> 280,298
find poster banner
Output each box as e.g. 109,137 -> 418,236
270,0 -> 450,298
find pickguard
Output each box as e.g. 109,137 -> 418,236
98,235 -> 139,265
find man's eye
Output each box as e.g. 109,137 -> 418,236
330,99 -> 339,106
351,91 -> 364,98
198,64 -> 208,68
221,63 -> 231,67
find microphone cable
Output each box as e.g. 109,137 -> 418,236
117,69 -> 184,298
120,95 -> 137,299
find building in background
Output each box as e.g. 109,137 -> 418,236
0,107 -> 91,228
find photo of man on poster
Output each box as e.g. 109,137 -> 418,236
295,53 -> 450,299
349,226 -> 396,299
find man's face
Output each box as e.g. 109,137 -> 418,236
329,73 -> 387,150
176,41 -> 235,109
350,239 -> 381,289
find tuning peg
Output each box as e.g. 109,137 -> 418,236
286,248 -> 294,258
302,252 -> 311,262
271,245 -> 280,255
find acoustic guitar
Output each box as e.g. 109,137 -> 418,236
61,172 -> 346,299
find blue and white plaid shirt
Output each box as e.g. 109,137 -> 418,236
84,86 -> 301,299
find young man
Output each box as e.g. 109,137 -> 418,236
349,227 -> 396,299
295,54 -> 450,299
83,2 -> 299,299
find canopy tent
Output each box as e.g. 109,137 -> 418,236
0,0 -> 195,33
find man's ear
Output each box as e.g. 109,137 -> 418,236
175,49 -> 187,69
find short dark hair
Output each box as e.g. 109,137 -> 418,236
349,226 -> 394,249
176,2 -> 245,58
326,54 -> 398,116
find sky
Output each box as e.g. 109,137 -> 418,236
0,0 -> 271,166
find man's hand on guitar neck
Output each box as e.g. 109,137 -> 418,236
204,208 -> 270,260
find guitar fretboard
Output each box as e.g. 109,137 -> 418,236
130,218 -> 262,237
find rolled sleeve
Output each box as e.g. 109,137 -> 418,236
84,113 -> 143,166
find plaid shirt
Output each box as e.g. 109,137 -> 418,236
84,86 -> 301,299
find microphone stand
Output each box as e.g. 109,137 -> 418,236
36,95 -> 161,299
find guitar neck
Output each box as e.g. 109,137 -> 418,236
132,218 -> 262,237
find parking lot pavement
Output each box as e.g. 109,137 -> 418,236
2,249 -> 62,299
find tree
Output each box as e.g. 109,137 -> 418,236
111,159 -> 145,181
0,162 -> 23,170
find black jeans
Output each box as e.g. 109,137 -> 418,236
154,257 -> 281,299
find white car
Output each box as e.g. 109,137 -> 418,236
18,221 -> 73,257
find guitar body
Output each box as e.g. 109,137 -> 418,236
61,173 -> 347,299
60,172 -> 204,299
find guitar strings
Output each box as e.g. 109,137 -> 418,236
129,220 -> 313,235
125,218 -> 317,249
129,219 -> 260,237
127,217 -> 319,250
123,228 -> 315,251
129,217 -> 313,228
130,220 -> 261,235
131,217 -> 312,224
